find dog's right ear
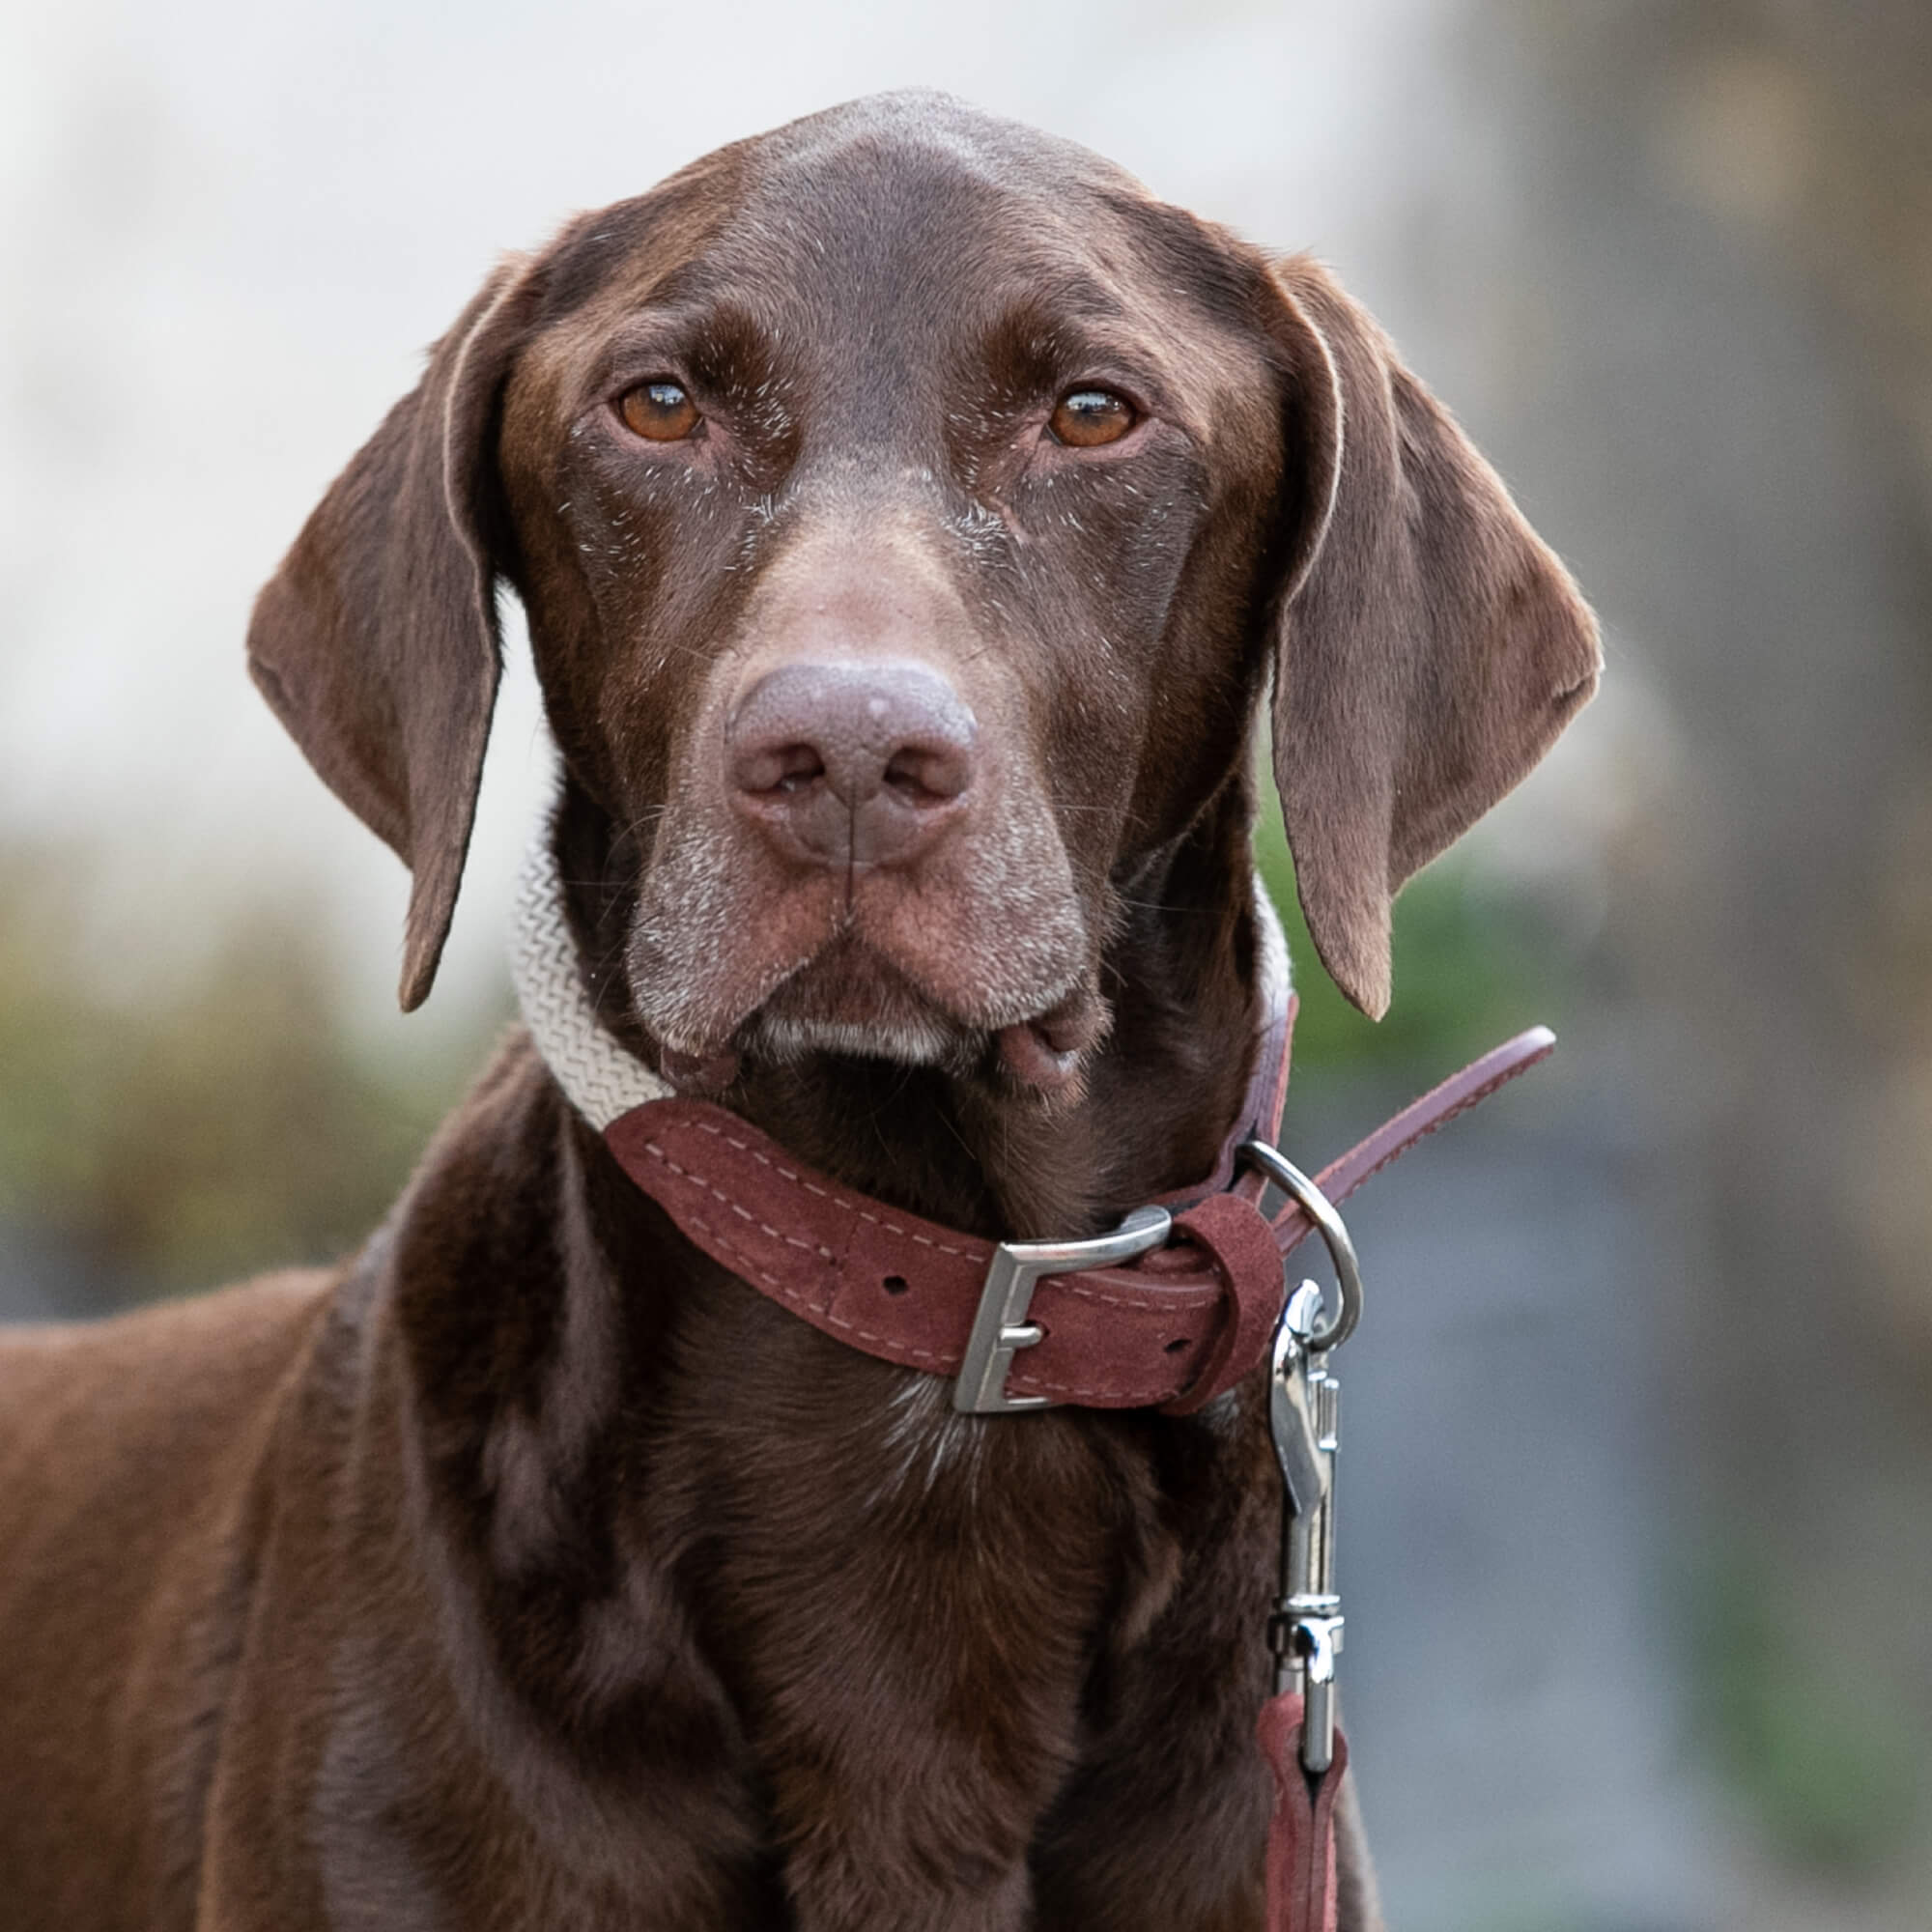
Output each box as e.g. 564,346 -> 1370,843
247,256 -> 540,1010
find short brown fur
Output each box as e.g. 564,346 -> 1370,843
0,93 -> 1597,1930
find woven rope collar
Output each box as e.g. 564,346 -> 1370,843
511,836 -> 671,1128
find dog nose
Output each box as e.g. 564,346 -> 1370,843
727,661 -> 978,869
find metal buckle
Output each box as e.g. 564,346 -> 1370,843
952,1204 -> 1173,1414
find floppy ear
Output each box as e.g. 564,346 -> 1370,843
1260,255 -> 1601,1018
247,256 -> 540,1010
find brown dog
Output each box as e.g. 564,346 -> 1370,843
0,93 -> 1597,1930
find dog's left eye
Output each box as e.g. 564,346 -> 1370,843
1048,387 -> 1136,448
616,381 -> 701,441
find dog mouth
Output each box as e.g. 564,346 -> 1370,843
646,932 -> 1109,1100
626,800 -> 1097,1095
750,940 -> 970,1067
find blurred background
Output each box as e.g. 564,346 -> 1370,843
3,0 -> 1928,1923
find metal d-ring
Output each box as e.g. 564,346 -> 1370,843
1235,1140 -> 1363,1352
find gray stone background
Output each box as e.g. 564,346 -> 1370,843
4,2 -> 1929,1924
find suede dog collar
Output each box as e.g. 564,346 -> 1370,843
511,832 -> 1552,1415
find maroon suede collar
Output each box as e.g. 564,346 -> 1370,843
600,1014 -> 1555,1414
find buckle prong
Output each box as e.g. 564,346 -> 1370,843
952,1205 -> 1172,1414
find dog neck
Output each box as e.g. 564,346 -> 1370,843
513,776 -> 1287,1240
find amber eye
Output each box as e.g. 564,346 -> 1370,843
1048,387 -> 1135,448
617,380 -> 700,441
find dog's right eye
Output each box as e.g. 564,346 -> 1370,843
1048,387 -> 1136,448
616,381 -> 701,441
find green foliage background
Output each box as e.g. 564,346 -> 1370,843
1251,792 -> 1569,1081
0,849 -> 485,1297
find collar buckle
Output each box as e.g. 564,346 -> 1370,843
952,1205 -> 1173,1414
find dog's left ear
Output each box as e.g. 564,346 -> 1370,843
247,255 -> 541,1010
1259,255 -> 1602,1018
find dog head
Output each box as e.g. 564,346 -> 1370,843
248,92 -> 1597,1092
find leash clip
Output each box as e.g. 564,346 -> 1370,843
1239,1144 -> 1362,1777
1268,1287 -> 1344,1774
952,1205 -> 1172,1414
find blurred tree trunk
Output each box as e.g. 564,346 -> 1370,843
1448,0 -> 1932,1873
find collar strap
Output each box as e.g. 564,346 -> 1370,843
602,1026 -> 1552,1412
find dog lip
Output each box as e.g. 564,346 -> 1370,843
745,934 -> 964,1048
696,932 -> 1106,1079
658,1044 -> 744,1094
991,982 -> 1111,1095
995,1021 -> 1082,1093
1024,987 -> 1109,1056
